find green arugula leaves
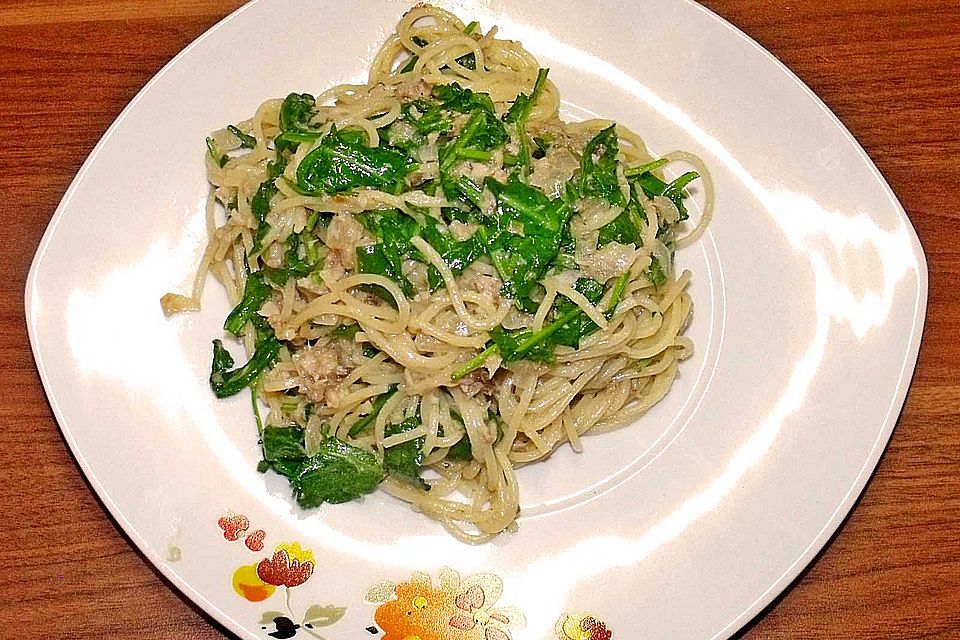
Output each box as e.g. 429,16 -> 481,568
452,272 -> 629,379
504,68 -> 549,178
205,137 -> 228,168
503,68 -> 549,125
330,323 -> 362,340
249,156 -> 288,257
446,434 -> 473,460
355,210 -> 421,299
355,209 -> 485,299
383,417 -> 427,488
227,125 -> 257,149
262,425 -> 307,463
402,100 -> 453,136
633,170 -> 700,221
578,124 -> 624,206
348,386 -> 398,437
209,332 -> 282,399
648,255 -> 668,288
438,108 -> 508,171
419,215 -> 485,289
202,64 -> 705,515
297,127 -> 416,195
263,229 -> 323,285
597,198 -> 647,248
433,82 -> 497,115
223,272 -> 272,336
292,438 -> 385,507
259,411 -> 427,506
275,93 -> 323,149
483,177 -> 572,312
494,273 -> 625,364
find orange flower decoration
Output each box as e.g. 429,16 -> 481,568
232,563 -> 276,602
257,548 -> 314,588
374,580 -> 452,640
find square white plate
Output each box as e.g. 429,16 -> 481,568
26,1 -> 926,638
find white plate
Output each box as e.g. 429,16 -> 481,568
26,1 -> 926,638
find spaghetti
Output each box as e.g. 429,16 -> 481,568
162,4 -> 713,543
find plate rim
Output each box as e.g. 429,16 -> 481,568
24,1 -> 929,638
24,1 -> 266,638
680,3 -> 928,637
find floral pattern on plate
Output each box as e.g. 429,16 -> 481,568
218,512 -> 346,638
365,567 -> 525,640
218,513 -> 612,639
554,613 -> 613,640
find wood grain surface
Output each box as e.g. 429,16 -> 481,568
1,1 -> 957,637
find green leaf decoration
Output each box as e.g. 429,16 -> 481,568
302,604 -> 347,627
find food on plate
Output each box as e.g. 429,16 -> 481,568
162,4 -> 713,542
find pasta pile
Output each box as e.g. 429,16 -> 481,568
162,4 -> 713,543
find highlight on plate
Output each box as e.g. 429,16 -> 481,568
161,4 -> 713,543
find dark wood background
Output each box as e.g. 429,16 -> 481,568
1,0 -> 957,637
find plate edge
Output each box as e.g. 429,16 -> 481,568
23,1 -> 267,639
23,2 -> 931,639
680,2 -> 929,638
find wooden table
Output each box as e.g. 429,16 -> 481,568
1,1 -> 957,637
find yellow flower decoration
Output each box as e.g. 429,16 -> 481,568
556,613 -> 611,640
561,615 -> 590,640
232,563 -> 277,602
275,541 -> 315,565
